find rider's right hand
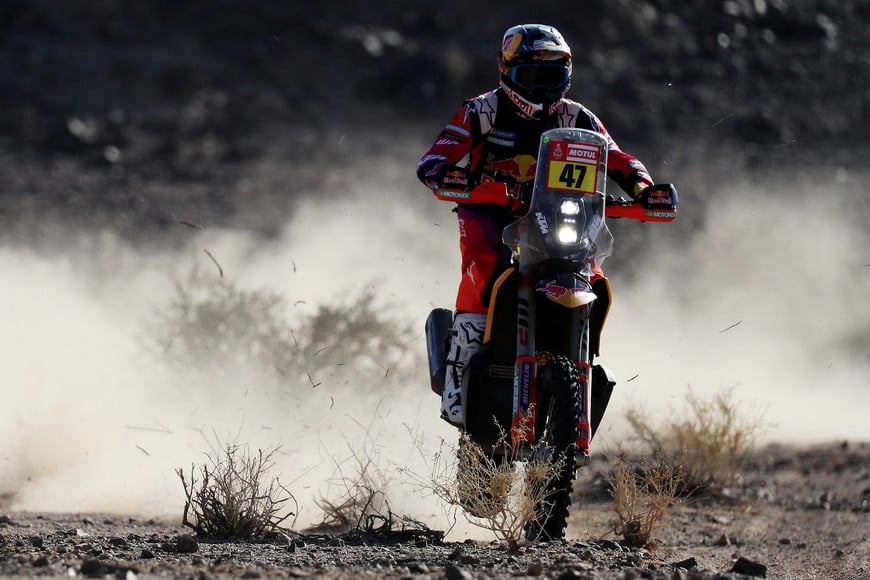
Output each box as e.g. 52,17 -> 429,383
424,164 -> 475,192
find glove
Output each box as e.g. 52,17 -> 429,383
633,180 -> 652,199
636,183 -> 679,210
423,163 -> 474,192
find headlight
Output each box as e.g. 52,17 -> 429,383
557,226 -> 578,244
559,199 -> 581,215
555,198 -> 584,245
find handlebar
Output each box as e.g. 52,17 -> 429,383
434,183 -> 676,223
605,196 -> 677,223
434,181 -> 511,205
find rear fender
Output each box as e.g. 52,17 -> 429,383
590,363 -> 617,438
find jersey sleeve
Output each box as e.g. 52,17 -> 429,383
416,104 -> 476,189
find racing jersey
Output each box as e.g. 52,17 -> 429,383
417,88 -> 653,207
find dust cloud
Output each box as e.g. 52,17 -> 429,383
1,172 -> 867,530
602,180 -> 870,445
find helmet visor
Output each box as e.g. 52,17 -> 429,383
509,63 -> 570,93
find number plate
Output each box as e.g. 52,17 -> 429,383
546,140 -> 601,194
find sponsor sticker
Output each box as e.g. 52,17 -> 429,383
436,190 -> 472,200
512,355 -> 536,417
547,139 -> 600,194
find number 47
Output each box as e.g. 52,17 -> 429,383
558,163 -> 587,189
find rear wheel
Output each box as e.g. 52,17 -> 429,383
525,355 -> 581,541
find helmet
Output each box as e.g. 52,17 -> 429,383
498,24 -> 572,119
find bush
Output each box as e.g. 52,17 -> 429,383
176,432 -> 297,540
607,456 -> 683,548
311,432 -> 392,533
149,268 -> 417,386
413,426 -> 566,550
624,388 -> 762,494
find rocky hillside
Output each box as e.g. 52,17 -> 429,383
1,0 -> 868,240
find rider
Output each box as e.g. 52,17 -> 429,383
418,24 -> 659,428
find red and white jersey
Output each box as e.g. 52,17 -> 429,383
418,88 -> 653,203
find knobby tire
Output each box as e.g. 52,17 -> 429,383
525,355 -> 581,541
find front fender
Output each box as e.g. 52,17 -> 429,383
535,272 -> 596,308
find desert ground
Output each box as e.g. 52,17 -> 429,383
2,1 -> 869,578
1,441 -> 868,578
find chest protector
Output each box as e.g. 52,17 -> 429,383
467,90 -> 596,203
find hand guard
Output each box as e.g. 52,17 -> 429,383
636,183 -> 679,210
423,163 -> 475,192
439,165 -> 474,191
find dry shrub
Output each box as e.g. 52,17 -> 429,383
310,421 -> 444,544
311,427 -> 392,533
418,425 -> 565,550
608,456 -> 683,548
149,268 -> 417,386
177,432 -> 297,540
625,388 -> 762,494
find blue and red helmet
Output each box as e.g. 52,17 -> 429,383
498,24 -> 572,119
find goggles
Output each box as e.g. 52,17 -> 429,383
509,63 -> 570,92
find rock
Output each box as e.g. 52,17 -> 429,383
713,534 -> 731,546
444,564 -> 473,580
526,561 -> 545,576
80,559 -> 110,577
670,556 -> 698,569
408,562 -> 430,573
596,539 -> 623,551
732,556 -> 767,577
174,535 -> 199,554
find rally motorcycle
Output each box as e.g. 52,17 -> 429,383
425,128 -> 678,541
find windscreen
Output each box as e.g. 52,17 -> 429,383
503,128 -> 614,270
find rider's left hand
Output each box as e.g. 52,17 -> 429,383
636,183 -> 679,210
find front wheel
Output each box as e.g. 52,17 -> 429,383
525,355 -> 582,541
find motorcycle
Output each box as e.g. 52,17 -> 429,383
424,127 -> 678,541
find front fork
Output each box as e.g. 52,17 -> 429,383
511,270 -> 537,448
511,269 -> 595,466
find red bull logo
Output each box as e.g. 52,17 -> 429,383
484,154 -> 537,183
537,283 -> 568,300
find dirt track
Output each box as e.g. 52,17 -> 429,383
2,441 -> 867,579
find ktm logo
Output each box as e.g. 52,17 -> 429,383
484,154 -> 537,183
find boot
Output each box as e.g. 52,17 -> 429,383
441,312 -> 486,427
